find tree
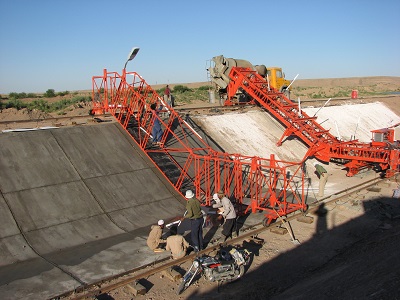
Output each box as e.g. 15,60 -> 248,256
44,89 -> 56,98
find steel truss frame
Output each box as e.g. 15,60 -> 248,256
92,69 -> 307,223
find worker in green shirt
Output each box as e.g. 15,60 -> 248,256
313,162 -> 329,197
183,190 -> 204,252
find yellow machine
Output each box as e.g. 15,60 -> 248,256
265,66 -> 291,94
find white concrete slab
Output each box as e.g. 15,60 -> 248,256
303,101 -> 400,142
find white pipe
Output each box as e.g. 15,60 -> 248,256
183,120 -> 203,139
313,98 -> 331,117
298,97 -> 301,116
319,118 -> 329,125
2,127 -> 59,133
286,74 -> 299,90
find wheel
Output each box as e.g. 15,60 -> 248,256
281,87 -> 290,99
284,89 -> 290,99
237,264 -> 245,279
228,265 -> 245,282
176,281 -> 187,295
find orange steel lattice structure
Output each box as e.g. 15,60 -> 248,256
226,67 -> 400,177
92,69 -> 307,224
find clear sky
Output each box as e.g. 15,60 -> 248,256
1,0 -> 399,93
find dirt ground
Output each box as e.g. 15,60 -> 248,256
2,77 -> 400,299
104,177 -> 400,300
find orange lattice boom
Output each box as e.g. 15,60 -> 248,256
226,67 -> 400,177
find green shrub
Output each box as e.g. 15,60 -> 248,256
198,85 -> 212,90
5,99 -> 26,110
173,85 -> 191,93
156,88 -> 165,95
44,89 -> 56,98
28,99 -> 50,112
57,91 -> 70,96
8,92 -> 19,99
8,92 -> 27,99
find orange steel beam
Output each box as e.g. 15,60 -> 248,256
92,69 -> 307,223
226,67 -> 400,177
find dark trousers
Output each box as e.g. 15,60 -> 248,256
222,218 -> 236,240
190,217 -> 204,250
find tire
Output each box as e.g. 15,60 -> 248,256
177,281 -> 187,295
281,87 -> 290,99
227,265 -> 245,282
237,264 -> 245,278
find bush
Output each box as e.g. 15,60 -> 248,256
8,92 -> 19,99
44,89 -> 56,98
198,85 -> 212,91
173,85 -> 191,93
57,91 -> 70,97
156,88 -> 164,95
28,99 -> 50,112
5,99 -> 26,110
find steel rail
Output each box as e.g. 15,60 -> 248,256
53,175 -> 387,300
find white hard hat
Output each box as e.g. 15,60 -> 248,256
158,219 -> 164,226
185,190 -> 194,199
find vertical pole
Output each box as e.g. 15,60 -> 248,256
103,69 -> 108,113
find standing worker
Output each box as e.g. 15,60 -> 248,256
166,226 -> 189,259
146,219 -> 166,252
314,162 -> 329,198
164,85 -> 172,107
183,190 -> 204,252
150,102 -> 163,146
213,190 -> 237,242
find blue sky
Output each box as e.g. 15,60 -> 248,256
1,0 -> 399,93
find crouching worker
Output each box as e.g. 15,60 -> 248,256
147,219 -> 166,252
166,226 -> 189,259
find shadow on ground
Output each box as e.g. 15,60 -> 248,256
182,196 -> 400,300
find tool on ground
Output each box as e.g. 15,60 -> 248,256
273,208 -> 300,245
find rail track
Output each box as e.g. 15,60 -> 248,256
1,94 -> 396,129
52,174 -> 387,300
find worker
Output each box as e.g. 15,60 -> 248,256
146,219 -> 166,252
314,162 -> 329,197
166,226 -> 189,259
164,85 -> 172,107
183,189 -> 204,252
213,190 -> 237,242
150,102 -> 163,146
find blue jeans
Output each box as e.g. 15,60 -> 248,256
152,121 -> 163,142
190,217 -> 204,250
